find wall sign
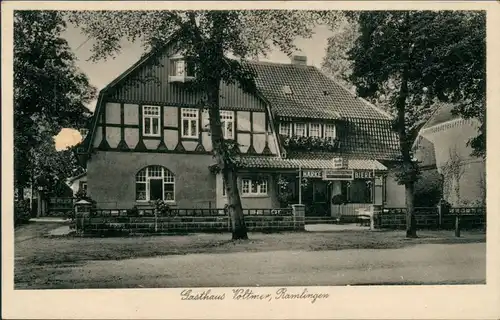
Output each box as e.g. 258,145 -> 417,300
302,170 -> 323,178
323,169 -> 354,181
354,171 -> 375,179
332,157 -> 345,169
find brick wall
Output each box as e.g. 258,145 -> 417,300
75,205 -> 306,236
76,215 -> 304,235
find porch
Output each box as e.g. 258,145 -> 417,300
216,155 -> 388,219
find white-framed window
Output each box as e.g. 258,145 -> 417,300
294,123 -> 306,137
181,108 -> 199,138
143,106 -> 161,137
241,178 -> 268,196
174,60 -> 186,76
136,166 -> 175,202
309,123 -> 322,137
171,58 -> 195,77
279,122 -> 292,136
222,179 -> 226,197
220,110 -> 234,139
324,124 -> 336,139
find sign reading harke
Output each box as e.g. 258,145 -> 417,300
180,288 -> 330,304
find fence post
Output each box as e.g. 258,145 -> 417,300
291,204 -> 305,230
455,210 -> 461,237
437,203 -> 442,229
370,205 -> 382,230
74,199 -> 92,234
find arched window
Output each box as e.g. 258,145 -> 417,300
136,166 -> 175,202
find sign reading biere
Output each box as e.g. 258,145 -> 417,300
354,171 -> 375,179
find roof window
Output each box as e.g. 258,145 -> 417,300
283,85 -> 293,95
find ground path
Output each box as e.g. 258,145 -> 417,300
14,221 -> 486,289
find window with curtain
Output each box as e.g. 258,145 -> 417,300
324,124 -> 336,139
294,123 -> 306,137
181,108 -> 199,138
143,106 -> 161,137
279,122 -> 292,136
220,110 -> 234,139
241,178 -> 268,196
309,123 -> 322,137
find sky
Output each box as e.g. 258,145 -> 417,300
62,23 -> 334,112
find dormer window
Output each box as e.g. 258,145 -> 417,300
309,123 -> 322,137
169,55 -> 195,82
174,60 -> 186,76
279,122 -> 292,136
324,124 -> 336,139
283,85 -> 293,95
294,123 -> 306,137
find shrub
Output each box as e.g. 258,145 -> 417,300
75,188 -> 87,200
153,199 -> 171,216
414,169 -> 443,207
331,194 -> 346,205
15,199 -> 31,226
126,206 -> 139,217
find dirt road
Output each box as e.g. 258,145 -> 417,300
19,242 -> 485,289
14,222 -> 486,289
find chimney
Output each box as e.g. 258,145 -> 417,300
291,55 -> 307,66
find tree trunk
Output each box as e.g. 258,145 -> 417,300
17,186 -> 24,201
395,23 -> 418,238
208,108 -> 248,240
405,182 -> 417,237
224,169 -> 248,239
204,17 -> 248,240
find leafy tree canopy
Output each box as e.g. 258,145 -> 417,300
14,10 -> 96,191
345,11 -> 485,157
66,10 -> 342,95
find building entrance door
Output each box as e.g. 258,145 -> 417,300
310,180 -> 331,216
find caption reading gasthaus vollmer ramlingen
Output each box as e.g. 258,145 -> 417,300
180,288 -> 330,303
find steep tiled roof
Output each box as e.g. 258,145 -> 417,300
233,154 -> 387,171
245,61 -> 390,120
341,118 -> 400,160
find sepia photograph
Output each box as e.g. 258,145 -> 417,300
3,1 -> 499,319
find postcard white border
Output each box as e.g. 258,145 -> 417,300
2,1 -> 500,319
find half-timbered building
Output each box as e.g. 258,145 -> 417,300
77,37 -> 405,218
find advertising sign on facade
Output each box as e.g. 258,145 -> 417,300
323,169 -> 354,181
302,170 -> 323,179
332,157 -> 345,169
354,170 -> 375,179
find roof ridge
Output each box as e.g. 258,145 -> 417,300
317,70 -> 394,120
244,59 -> 317,68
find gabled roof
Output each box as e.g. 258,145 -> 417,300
81,38 -> 398,159
66,172 -> 87,184
81,31 -> 183,154
245,61 -> 391,120
421,103 -> 460,129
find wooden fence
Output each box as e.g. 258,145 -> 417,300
374,206 -> 486,230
